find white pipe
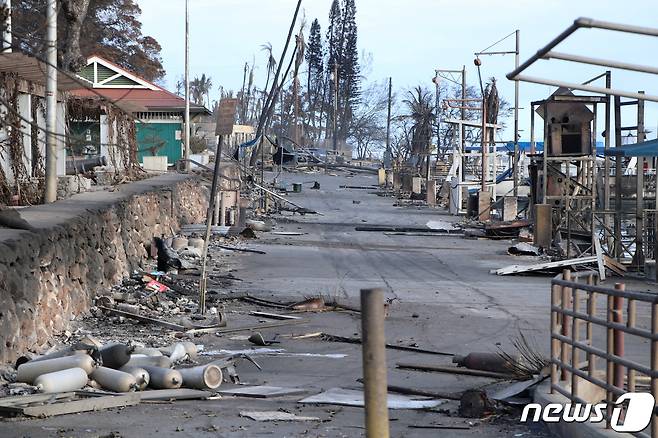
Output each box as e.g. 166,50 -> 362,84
513,74 -> 658,104
44,0 -> 57,203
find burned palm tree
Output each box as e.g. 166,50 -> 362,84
484,77 -> 499,125
261,43 -> 277,98
190,74 -> 213,107
403,86 -> 435,171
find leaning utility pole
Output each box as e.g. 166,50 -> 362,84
44,0 -> 57,203
1,0 -> 11,53
183,0 -> 191,172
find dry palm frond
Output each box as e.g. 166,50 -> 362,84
497,331 -> 549,378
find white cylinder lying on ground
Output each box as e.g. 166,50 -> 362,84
141,366 -> 182,389
35,368 -> 88,393
17,355 -> 95,384
119,366 -> 150,390
178,364 -> 222,390
132,347 -> 163,357
91,367 -> 137,392
125,355 -> 172,369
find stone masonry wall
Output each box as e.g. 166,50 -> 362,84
0,176 -> 207,363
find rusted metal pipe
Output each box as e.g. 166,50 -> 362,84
361,288 -> 389,438
613,284 -> 625,389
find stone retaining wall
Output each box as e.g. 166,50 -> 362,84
0,175 -> 207,363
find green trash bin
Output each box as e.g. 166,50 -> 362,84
292,183 -> 302,193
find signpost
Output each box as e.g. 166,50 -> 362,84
199,98 -> 238,314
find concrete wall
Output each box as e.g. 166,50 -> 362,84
0,174 -> 207,363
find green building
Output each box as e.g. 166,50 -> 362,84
71,56 -> 209,167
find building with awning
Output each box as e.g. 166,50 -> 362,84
70,55 -> 210,167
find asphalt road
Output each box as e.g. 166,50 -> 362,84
3,169 -> 559,438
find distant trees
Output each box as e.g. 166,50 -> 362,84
305,19 -> 324,140
12,0 -> 165,80
322,0 -> 360,144
349,80 -> 388,159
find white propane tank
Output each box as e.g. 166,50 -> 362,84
119,366 -> 150,390
35,368 -> 88,393
91,367 -> 138,392
17,355 -> 95,384
125,355 -> 172,368
141,366 -> 182,389
178,364 -> 222,390
132,347 -> 163,357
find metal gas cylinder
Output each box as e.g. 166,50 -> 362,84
178,364 -> 222,390
141,366 -> 182,389
17,355 -> 95,384
35,368 -> 88,393
91,367 -> 138,392
100,343 -> 133,369
125,355 -> 172,368
452,352 -> 519,374
119,366 -> 150,390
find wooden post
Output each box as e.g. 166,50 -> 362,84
360,288 -> 390,438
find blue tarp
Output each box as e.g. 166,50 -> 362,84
604,138 -> 658,157
239,137 -> 260,149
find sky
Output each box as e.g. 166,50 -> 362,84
138,0 -> 658,143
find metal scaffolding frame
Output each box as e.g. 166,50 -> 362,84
510,17 -> 658,271
507,17 -> 658,103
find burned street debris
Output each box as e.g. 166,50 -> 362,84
0,1 -> 655,437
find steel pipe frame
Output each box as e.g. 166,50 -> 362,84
507,17 -> 658,103
551,270 -> 658,436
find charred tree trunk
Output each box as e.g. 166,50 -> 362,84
61,0 -> 91,72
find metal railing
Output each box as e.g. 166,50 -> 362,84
551,269 -> 658,437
